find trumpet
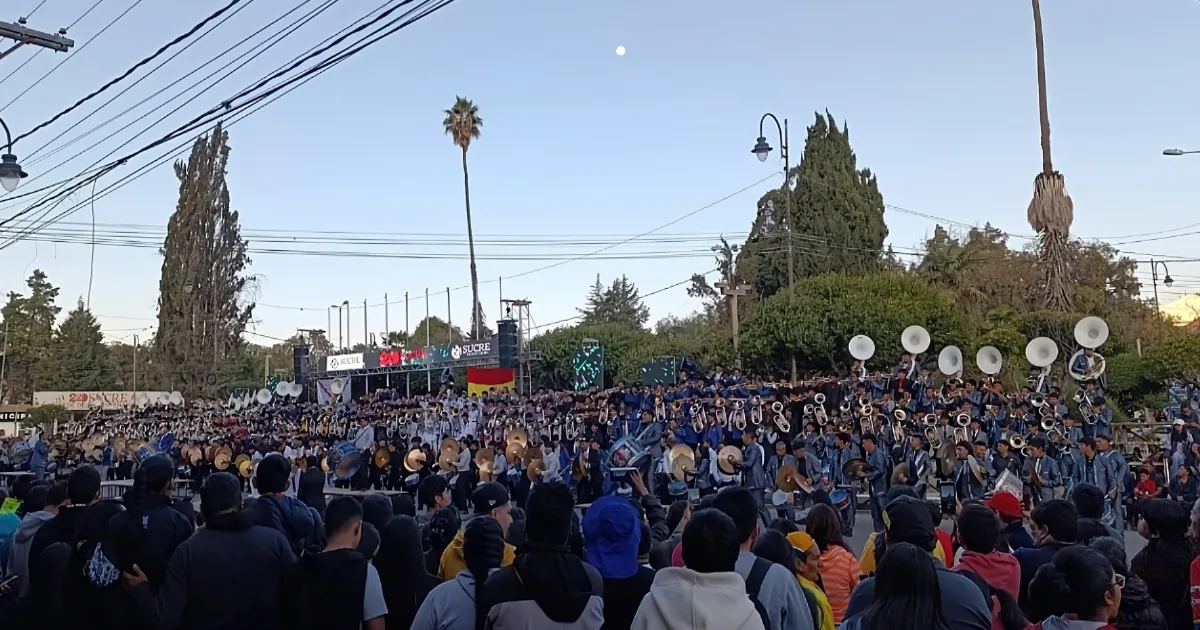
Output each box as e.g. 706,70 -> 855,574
671,400 -> 682,412
955,413 -> 971,428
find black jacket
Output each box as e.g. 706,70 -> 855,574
28,504 -> 89,568
108,494 -> 195,586
481,542 -> 604,630
289,549 -> 367,630
1113,574 -> 1168,630
298,469 -> 327,515
600,566 -> 656,630
130,510 -> 297,630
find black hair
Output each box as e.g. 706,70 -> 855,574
361,494 -> 394,532
358,521 -> 380,560
24,484 -> 49,513
324,496 -> 364,538
751,528 -> 795,570
957,503 -> 1000,553
305,455 -> 319,469
254,453 -> 291,494
1030,499 -> 1078,543
141,456 -> 173,494
427,507 -> 461,552
46,481 -> 69,508
849,542 -> 951,630
712,486 -> 758,544
885,484 -> 920,504
806,504 -> 851,554
666,500 -> 689,535
682,508 -> 739,573
1069,483 -> 1105,520
768,518 -> 800,535
862,433 -> 877,445
956,569 -> 1028,630
524,481 -> 573,545
67,465 -> 102,505
418,474 -> 450,509
697,493 -> 717,511
377,515 -> 436,629
391,493 -> 416,518
1075,519 -> 1109,546
1088,537 -> 1129,576
1028,546 -> 1115,622
464,516 -> 506,630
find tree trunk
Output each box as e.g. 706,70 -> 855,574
1032,0 -> 1052,175
462,148 -> 481,339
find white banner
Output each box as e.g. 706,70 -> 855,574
327,353 -> 365,371
33,391 -> 170,411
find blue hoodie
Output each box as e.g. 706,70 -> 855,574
248,493 -> 316,555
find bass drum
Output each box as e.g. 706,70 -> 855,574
830,489 -> 851,512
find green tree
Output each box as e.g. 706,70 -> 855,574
410,316 -> 464,346
0,269 -> 61,402
736,112 -> 887,298
531,323 -> 667,388
22,404 -> 67,434
1027,0 -> 1074,310
383,331 -> 409,347
443,96 -> 484,339
154,123 -> 255,398
654,312 -> 736,371
688,237 -> 740,320
578,275 -> 650,330
47,300 -> 111,391
740,272 -> 971,375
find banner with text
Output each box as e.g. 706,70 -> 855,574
33,391 -> 170,411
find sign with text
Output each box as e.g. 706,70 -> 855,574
379,347 -> 429,368
326,353 -> 365,371
33,391 -> 169,411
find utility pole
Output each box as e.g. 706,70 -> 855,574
715,282 -> 752,368
363,299 -> 368,348
132,335 -> 139,396
0,19 -> 74,61
384,293 -> 389,343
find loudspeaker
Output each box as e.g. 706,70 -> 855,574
497,319 -> 518,368
293,345 -> 310,401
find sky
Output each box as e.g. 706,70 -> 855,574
1,0 -> 1199,351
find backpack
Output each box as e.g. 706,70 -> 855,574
744,556 -> 774,630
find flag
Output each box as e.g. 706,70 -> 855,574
467,367 -> 514,397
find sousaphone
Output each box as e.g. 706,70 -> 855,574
976,346 -> 1003,378
1025,337 -> 1058,394
1069,316 -> 1108,381
901,325 -> 931,355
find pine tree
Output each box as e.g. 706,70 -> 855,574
0,270 -> 61,402
154,123 -> 254,397
49,299 -> 111,390
578,275 -> 650,329
736,112 -> 887,297
578,275 -> 606,321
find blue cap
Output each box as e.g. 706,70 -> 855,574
582,495 -> 640,579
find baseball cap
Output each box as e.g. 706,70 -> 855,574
787,530 -> 817,554
883,496 -> 936,551
984,492 -> 1023,520
471,482 -> 510,514
582,495 -> 641,579
1175,419 -> 1185,426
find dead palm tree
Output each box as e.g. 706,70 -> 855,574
443,96 -> 483,338
1027,0 -> 1073,311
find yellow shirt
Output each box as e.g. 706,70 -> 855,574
799,575 -> 835,630
438,527 -> 516,579
857,532 -> 946,577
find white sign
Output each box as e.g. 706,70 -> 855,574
327,353 -> 365,371
33,391 -> 170,411
450,341 -> 492,360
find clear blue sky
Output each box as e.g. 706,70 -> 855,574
2,0 -> 1199,348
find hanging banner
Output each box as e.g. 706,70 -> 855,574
326,353 -> 365,371
467,367 -> 515,397
315,379 -> 352,405
33,391 -> 169,411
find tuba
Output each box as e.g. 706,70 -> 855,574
955,413 -> 971,428
924,425 -> 942,449
1069,317 -> 1108,382
1009,434 -> 1026,450
921,413 -> 938,428
894,409 -> 907,423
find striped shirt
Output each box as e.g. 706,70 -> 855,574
818,545 -> 859,623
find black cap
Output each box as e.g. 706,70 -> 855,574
471,482 -> 510,514
883,495 -> 936,551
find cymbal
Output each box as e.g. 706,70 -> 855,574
373,449 -> 390,468
667,444 -> 694,466
204,445 -> 217,461
216,445 -> 233,460
475,447 -> 495,469
478,459 -> 495,482
841,457 -> 872,480
234,454 -> 251,468
238,460 -> 253,478
505,442 -> 526,463
403,449 -> 427,473
527,458 -> 545,482
440,438 -> 460,454
90,448 -> 103,462
188,448 -> 201,466
506,428 -> 528,448
321,456 -> 331,474
717,445 -> 743,475
438,451 -> 457,472
776,464 -> 799,493
670,451 -> 695,482
214,452 -> 231,470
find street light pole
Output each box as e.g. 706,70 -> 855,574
331,304 -> 343,349
0,117 -> 29,192
1149,259 -> 1174,313
752,113 -> 796,381
1163,149 -> 1200,156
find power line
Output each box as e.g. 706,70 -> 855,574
12,0 -> 247,145
25,0 -> 52,20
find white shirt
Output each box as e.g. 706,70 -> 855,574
455,447 -> 471,472
543,448 -> 562,480
353,424 -> 374,451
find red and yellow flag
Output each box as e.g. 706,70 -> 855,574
467,367 -> 515,397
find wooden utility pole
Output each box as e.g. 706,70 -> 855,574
715,282 -> 752,367
0,19 -> 73,61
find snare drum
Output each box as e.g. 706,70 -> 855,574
607,435 -> 650,470
830,489 -> 850,511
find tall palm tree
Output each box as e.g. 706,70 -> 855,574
1026,0 -> 1074,311
443,96 -> 483,338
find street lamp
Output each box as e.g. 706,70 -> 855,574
751,112 -> 796,381
1163,149 -> 1200,156
0,117 -> 28,192
1150,259 -> 1174,313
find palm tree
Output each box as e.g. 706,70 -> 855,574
1026,0 -> 1074,311
443,96 -> 483,338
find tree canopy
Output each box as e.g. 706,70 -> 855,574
578,275 -> 650,330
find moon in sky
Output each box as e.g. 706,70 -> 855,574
615,45 -> 626,56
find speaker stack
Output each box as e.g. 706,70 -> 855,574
293,345 -> 311,402
497,319 -> 518,368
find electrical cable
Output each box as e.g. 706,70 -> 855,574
1,0 -> 138,113
24,0 -> 52,20
11,0 -> 246,145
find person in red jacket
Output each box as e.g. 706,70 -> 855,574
1026,546 -> 1121,630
